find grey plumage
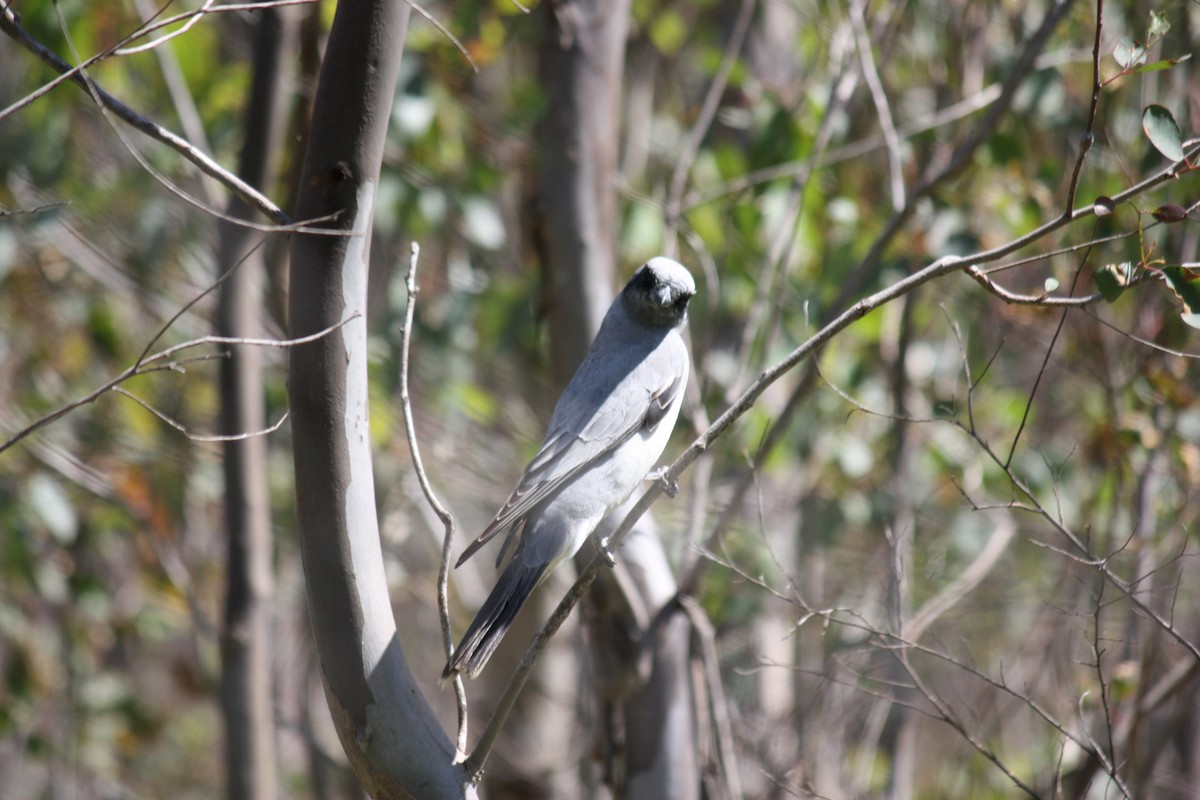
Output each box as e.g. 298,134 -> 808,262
444,257 -> 695,680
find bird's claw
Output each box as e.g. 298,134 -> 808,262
648,466 -> 678,498
598,537 -> 617,567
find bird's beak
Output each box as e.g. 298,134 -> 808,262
652,285 -> 674,306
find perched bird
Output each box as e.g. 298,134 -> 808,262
444,257 -> 695,679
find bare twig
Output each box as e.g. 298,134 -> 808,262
113,387 -> 290,442
850,0 -> 904,211
132,0 -> 222,204
402,0 -> 478,73
1063,0 -> 1104,210
894,654 -> 1043,798
0,200 -> 69,217
398,243 -> 468,757
0,318 -> 354,455
118,0 -> 215,56
1003,251 -> 1090,468
725,16 -> 859,397
114,0 -> 319,57
679,595 -> 744,800
1,3 -> 290,224
662,0 -> 757,250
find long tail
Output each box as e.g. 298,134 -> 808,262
443,557 -> 548,680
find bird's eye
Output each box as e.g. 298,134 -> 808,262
637,268 -> 657,290
674,295 -> 689,313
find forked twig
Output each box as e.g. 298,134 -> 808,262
398,243 -> 468,756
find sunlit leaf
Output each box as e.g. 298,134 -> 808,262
1113,37 -> 1145,69
1147,10 -> 1170,38
1142,105 -> 1185,162
1094,262 -> 1133,303
1044,277 -> 1059,292
1161,267 -> 1200,322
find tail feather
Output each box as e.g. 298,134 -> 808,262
443,558 -> 548,680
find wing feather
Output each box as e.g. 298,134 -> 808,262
455,348 -> 684,567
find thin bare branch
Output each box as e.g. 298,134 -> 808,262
0,316 -> 354,456
113,387 -> 290,442
398,243 -> 469,757
850,0 -> 904,211
0,4 -> 290,224
663,0 -> 757,248
403,0 -> 478,73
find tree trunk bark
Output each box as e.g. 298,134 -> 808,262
287,3 -> 467,797
534,0 -> 630,384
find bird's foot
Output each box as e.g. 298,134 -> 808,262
648,466 -> 678,498
597,537 -> 617,567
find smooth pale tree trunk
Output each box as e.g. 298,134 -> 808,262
534,0 -> 627,373
216,9 -> 288,800
529,2 -> 705,798
287,3 -> 468,797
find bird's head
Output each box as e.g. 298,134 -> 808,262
621,257 -> 696,329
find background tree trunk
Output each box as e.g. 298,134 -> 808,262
534,0 -> 629,380
216,8 -> 289,800
529,2 -> 706,798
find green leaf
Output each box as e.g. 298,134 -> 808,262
1161,268 -> 1200,323
1142,105 -> 1185,162
1135,54 -> 1192,74
1094,262 -> 1133,303
1113,37 -> 1145,69
1044,277 -> 1060,293
1147,10 -> 1170,38
649,9 -> 687,55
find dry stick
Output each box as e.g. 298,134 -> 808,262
678,595 -> 744,800
53,5 -> 312,237
467,145 -> 1196,777
118,0 -> 215,57
1088,581 -> 1129,797
0,230 -> 272,453
112,387 -> 290,442
0,319 -> 353,456
850,0 -> 904,212
687,146 -> 1193,593
114,0 -> 319,58
0,0 -> 168,120
894,653 -> 1043,799
1064,0 -> 1105,211
964,423 -> 1200,665
661,0 -> 757,251
397,243 -> 469,758
0,0 -> 316,118
725,18 -> 859,399
133,0 -> 222,205
0,4 -> 290,225
830,0 -> 1078,318
401,0 -> 478,73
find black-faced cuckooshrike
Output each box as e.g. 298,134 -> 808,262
443,257 -> 695,679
